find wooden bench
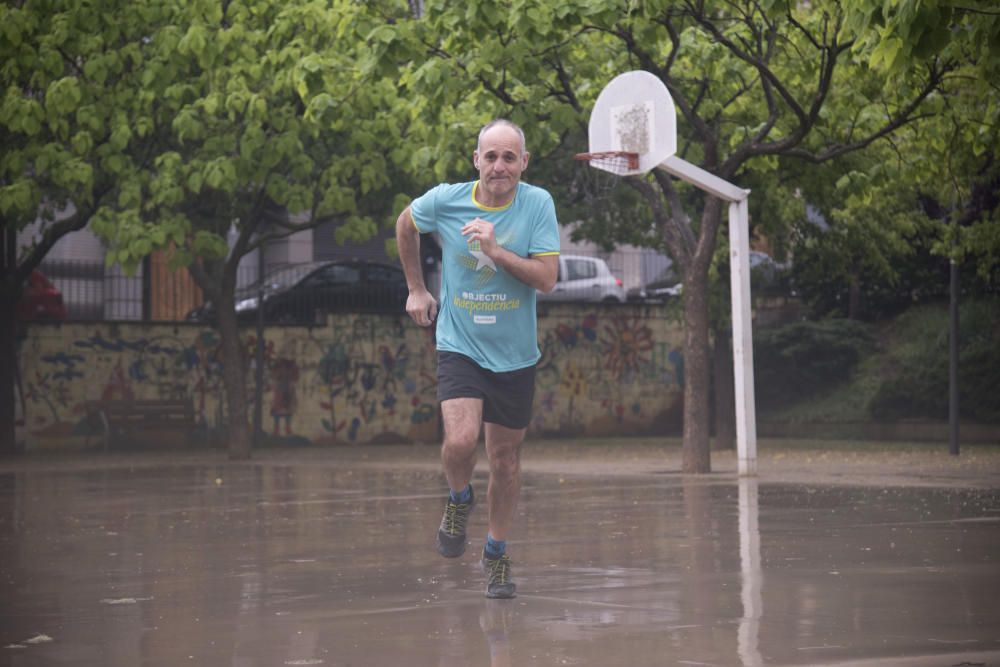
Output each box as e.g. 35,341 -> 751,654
86,398 -> 195,451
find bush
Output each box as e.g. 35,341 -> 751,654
868,299 -> 1000,421
754,319 -> 875,410
961,343 -> 1000,421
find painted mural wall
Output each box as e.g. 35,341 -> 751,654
16,305 -> 685,450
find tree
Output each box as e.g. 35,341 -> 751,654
783,1 -> 1000,319
1,0 -> 416,458
839,0 -> 1000,289
0,0 -> 164,455
770,147 -> 945,320
359,0 -> 945,472
90,0 -> 414,459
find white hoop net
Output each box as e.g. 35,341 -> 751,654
574,151 -> 639,175
572,151 -> 639,203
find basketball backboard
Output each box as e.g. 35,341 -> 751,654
587,70 -> 677,176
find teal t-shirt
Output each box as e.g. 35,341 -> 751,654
410,181 -> 560,372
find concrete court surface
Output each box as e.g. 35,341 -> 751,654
1,440 -> 999,667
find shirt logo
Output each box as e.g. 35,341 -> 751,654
468,240 -> 497,272
458,232 -> 513,288
474,315 -> 497,324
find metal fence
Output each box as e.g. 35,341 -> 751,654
38,259 -> 147,321
33,248 -> 682,323
37,258 -> 263,323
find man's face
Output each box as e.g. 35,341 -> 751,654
473,125 -> 529,206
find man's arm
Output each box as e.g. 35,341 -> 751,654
461,217 -> 558,292
395,206 -> 438,327
492,250 -> 558,293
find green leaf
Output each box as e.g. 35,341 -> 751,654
45,77 -> 82,116
187,169 -> 204,193
70,131 -> 93,156
367,25 -> 396,44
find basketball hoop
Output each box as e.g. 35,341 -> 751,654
573,151 -> 639,203
574,150 -> 640,174
577,70 -> 757,475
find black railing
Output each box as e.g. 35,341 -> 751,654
27,248 -> 712,323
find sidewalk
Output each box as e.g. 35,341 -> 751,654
7,436 -> 997,487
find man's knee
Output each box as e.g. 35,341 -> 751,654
441,398 -> 483,454
487,443 -> 521,477
442,419 -> 482,454
443,425 -> 479,454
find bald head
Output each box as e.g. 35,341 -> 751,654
477,119 -> 526,156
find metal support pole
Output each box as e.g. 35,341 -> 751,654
949,258 -> 960,456
729,198 -> 758,475
253,248 -> 265,446
658,155 -> 757,475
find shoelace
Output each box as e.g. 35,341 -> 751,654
442,500 -> 470,535
485,555 -> 510,585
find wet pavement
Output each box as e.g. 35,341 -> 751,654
1,447 -> 999,667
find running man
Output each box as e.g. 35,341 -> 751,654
395,119 -> 560,598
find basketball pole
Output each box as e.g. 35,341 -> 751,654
658,156 -> 757,476
729,198 -> 758,476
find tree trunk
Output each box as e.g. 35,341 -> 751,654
1,220 -> 18,456
0,290 -> 17,456
848,274 -> 861,320
712,327 -> 736,451
216,289 -> 251,460
681,270 -> 712,473
629,175 -> 721,473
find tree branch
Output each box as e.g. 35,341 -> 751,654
783,64 -> 947,163
544,55 -> 582,112
602,20 -> 715,145
684,0 -> 809,129
15,185 -> 113,287
242,216 -> 329,255
953,5 -> 1000,16
693,195 -> 724,273
624,173 -> 696,273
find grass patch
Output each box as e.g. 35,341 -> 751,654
757,438 -> 1000,454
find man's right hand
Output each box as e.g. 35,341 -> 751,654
406,288 -> 438,327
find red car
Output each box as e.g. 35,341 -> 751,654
16,270 -> 68,321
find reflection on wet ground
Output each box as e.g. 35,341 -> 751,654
1,458 -> 998,666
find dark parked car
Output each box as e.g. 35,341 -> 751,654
17,270 -> 69,321
628,251 -> 788,303
186,260 -> 409,324
627,264 -> 681,303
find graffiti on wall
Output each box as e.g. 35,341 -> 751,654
532,311 -> 683,437
17,306 -> 683,449
21,329 -> 221,438
306,316 -> 438,444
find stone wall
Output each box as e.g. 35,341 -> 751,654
16,304 -> 685,450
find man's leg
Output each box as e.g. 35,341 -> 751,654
480,422 -> 526,599
436,398 -> 483,557
483,422 -> 526,542
441,397 -> 482,491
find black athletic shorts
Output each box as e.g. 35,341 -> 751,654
436,351 -> 537,430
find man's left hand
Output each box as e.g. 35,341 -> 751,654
462,218 -> 497,256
